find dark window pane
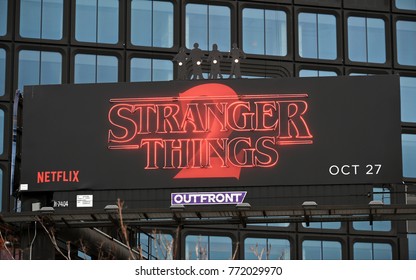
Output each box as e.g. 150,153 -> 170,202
397,21 -> 416,66
186,4 -> 230,51
20,0 -> 42,38
409,234 -> 416,260
131,58 -> 173,82
74,54 -> 96,84
131,1 -> 174,48
20,0 -> 63,40
265,10 -> 287,56
40,51 -> 62,84
243,8 -> 287,56
75,0 -> 97,42
401,77 -> 416,123
185,235 -> 232,260
0,49 -> 5,96
0,0 -> 7,36
152,59 -> 173,81
403,134 -> 416,178
299,13 -> 336,59
302,240 -> 342,260
131,58 -> 152,82
97,55 -> 118,83
76,0 -> 118,44
244,237 -> 290,260
348,17 -> 386,63
396,0 -> 416,10
354,242 -> 392,260
209,5 -> 230,51
75,54 -> 118,84
18,50 -> 62,91
367,18 -> 386,63
97,0 -> 118,44
243,8 -> 264,55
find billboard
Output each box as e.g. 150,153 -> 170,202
19,76 -> 402,192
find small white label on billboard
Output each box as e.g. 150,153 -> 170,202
77,195 -> 93,207
20,184 -> 29,191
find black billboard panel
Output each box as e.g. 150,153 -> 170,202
19,76 -> 402,192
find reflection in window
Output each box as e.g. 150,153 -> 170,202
353,242 -> 392,260
243,8 -> 287,56
185,235 -> 232,260
353,187 -> 391,231
0,0 -> 7,36
302,220 -> 341,230
0,110 -> 4,156
18,50 -> 62,91
75,54 -> 118,84
130,58 -> 173,82
302,240 -> 342,260
299,70 -> 337,77
131,0 -> 173,48
396,21 -> 416,66
298,13 -> 336,60
0,49 -> 5,96
409,234 -> 416,259
75,0 -> 119,44
186,4 -> 230,51
20,0 -> 63,40
403,134 -> 416,178
348,17 -> 386,63
138,232 -> 173,260
400,77 -> 416,123
396,0 -> 416,10
244,237 -> 290,260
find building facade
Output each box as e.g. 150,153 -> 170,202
0,0 -> 416,260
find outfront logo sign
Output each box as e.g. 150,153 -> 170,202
19,76 -> 402,191
107,83 -> 313,179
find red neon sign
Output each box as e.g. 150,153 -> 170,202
107,83 -> 313,179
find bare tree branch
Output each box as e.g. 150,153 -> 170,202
35,216 -> 69,260
0,229 -> 14,260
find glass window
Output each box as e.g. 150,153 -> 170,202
244,237 -> 290,260
138,232 -> 173,260
130,58 -> 173,82
243,8 -> 287,56
396,0 -> 416,10
347,17 -> 386,63
0,0 -> 7,36
302,221 -> 341,230
74,54 -> 118,84
400,77 -> 416,123
396,21 -> 416,66
298,13 -> 336,60
20,0 -> 63,40
131,0 -> 173,48
185,235 -> 232,260
186,4 -> 230,51
0,49 -> 5,96
75,0 -> 119,44
18,50 -> 62,91
353,242 -> 392,260
353,187 -> 391,231
403,134 -> 416,178
409,234 -> 416,260
0,110 -> 4,156
302,240 -> 342,260
299,69 -> 337,77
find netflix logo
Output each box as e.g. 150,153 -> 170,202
37,170 -> 80,184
